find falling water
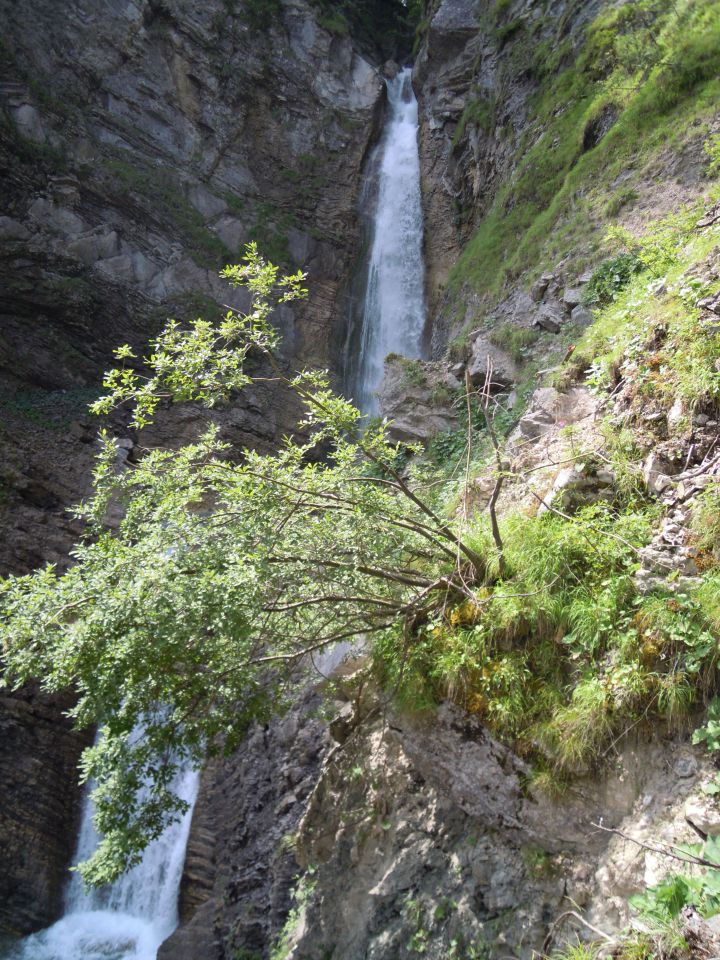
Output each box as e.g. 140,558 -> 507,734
5,749 -> 199,960
349,66 -> 426,413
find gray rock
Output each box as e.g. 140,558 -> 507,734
667,396 -> 686,430
67,231 -> 119,265
519,407 -> 555,439
97,254 -> 135,283
11,102 -> 46,143
530,272 -> 554,302
466,336 -> 516,391
213,215 -> 246,252
674,756 -> 698,779
377,357 -> 460,443
563,287 -> 583,308
571,304 -> 593,325
0,216 -> 30,241
187,184 -> 227,221
535,307 -> 562,333
27,198 -> 85,236
685,795 -> 720,837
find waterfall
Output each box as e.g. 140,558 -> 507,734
349,66 -> 427,414
5,747 -> 199,960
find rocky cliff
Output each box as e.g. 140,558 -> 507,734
0,0 -> 387,936
2,0 -> 720,956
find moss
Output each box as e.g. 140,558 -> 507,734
106,159 -> 230,267
448,0 -> 720,320
317,10 -> 349,35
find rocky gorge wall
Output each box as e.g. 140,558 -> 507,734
3,0 -> 720,956
414,0 -> 604,349
0,0 -> 388,936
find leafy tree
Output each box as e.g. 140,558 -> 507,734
0,246 -> 482,885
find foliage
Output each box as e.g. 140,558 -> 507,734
566,199 -> 720,410
0,246 -> 490,885
692,696 -> 720,753
449,0 -> 720,308
629,836 -> 720,923
690,482 -> 720,569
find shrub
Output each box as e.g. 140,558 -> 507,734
583,252 -> 642,306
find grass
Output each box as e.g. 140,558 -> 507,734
379,279 -> 720,776
105,159 -> 231,267
565,199 -> 720,409
448,0 -> 720,321
386,163 -> 720,790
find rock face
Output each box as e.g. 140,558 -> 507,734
0,685 -> 93,935
158,692 -> 332,960
273,699 -> 714,960
0,0 -> 385,572
377,357 -> 460,443
414,0 -> 604,350
0,0 -> 385,936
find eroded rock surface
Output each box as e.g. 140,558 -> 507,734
0,686 -> 92,935
0,0 -> 384,936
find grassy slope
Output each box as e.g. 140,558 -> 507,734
403,0 -> 720,801
373,3 -> 720,948
449,0 -> 720,310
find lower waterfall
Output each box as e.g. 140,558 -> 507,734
5,752 -> 199,960
349,65 -> 427,413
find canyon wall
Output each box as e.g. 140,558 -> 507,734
0,0 -> 385,935
2,0 -> 719,957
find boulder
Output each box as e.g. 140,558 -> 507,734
466,336 -> 516,391
378,357 -> 460,443
535,306 -> 563,333
562,287 -> 583,309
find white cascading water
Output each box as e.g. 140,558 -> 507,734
353,66 -> 427,413
5,749 -> 199,960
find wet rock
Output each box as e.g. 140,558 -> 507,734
0,686 -> 92,936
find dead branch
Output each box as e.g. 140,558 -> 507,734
591,820 -> 720,870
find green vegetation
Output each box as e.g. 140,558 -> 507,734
450,0 -> 720,315
2,202 -> 717,896
239,0 -> 283,31
0,247 -> 493,884
106,159 -> 230,267
452,95 -> 496,149
310,0 -> 418,61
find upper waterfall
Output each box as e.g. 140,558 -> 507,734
349,66 -> 427,414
